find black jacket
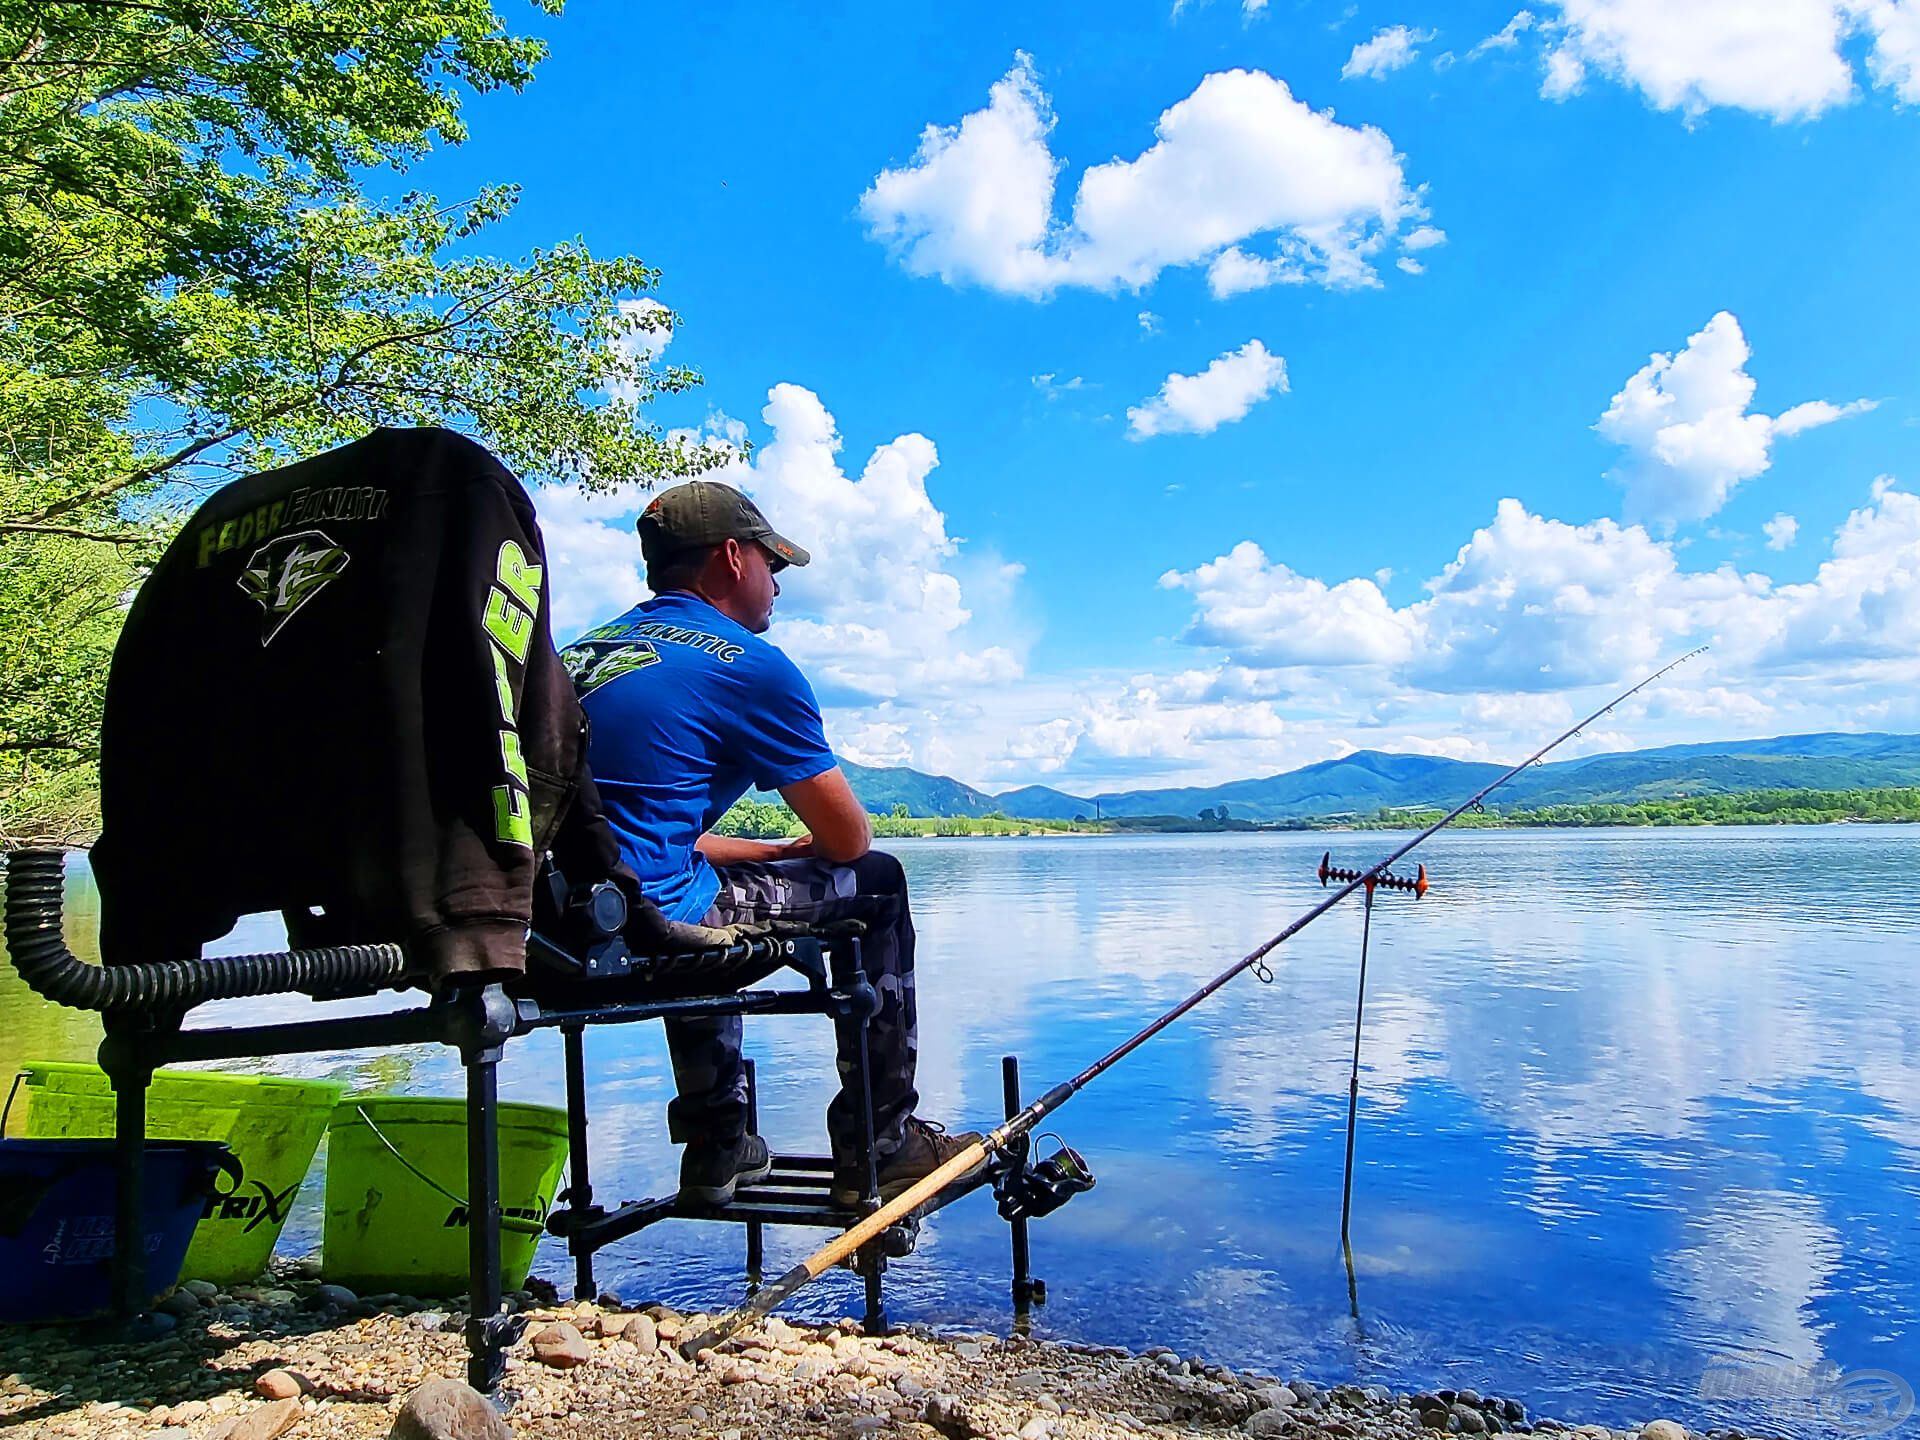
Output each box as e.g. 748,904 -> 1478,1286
92,427 -> 623,983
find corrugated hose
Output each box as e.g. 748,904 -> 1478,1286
2,849 -> 408,1012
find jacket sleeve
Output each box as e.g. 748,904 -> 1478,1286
412,440 -> 555,984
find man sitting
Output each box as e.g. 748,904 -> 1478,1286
561,479 -> 982,1207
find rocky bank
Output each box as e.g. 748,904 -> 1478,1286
0,1265 -> 1756,1440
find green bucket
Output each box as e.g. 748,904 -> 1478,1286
321,1096 -> 569,1296
11,1061 -> 343,1284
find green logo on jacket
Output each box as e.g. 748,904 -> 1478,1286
237,529 -> 350,644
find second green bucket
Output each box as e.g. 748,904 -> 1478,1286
321,1096 -> 569,1295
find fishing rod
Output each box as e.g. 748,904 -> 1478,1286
682,647 -> 1708,1357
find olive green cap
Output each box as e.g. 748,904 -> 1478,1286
636,481 -> 811,571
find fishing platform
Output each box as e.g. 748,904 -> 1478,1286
1,431 -> 1091,1394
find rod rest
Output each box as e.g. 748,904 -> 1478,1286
2,849 -> 408,1014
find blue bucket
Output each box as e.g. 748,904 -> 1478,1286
0,1138 -> 230,1323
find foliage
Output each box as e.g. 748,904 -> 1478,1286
1349,788 -> 1920,829
0,1 -> 721,840
717,787 -> 1920,844
1101,811 -> 1256,833
710,797 -> 1103,840
711,799 -> 804,840
869,813 -> 1099,838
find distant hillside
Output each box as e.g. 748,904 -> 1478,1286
806,731 -> 1920,823
1092,751 -> 1505,821
839,760 -> 999,816
1555,731 -> 1920,768
1499,750 -> 1920,806
991,784 -> 1093,820
752,760 -> 1000,817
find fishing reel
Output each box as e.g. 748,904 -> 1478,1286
996,1140 -> 1096,1223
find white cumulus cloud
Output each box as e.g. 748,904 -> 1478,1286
1857,0 -> 1920,101
1597,311 -> 1875,526
1127,340 -> 1288,439
1162,541 -> 1416,664
1343,25 -> 1436,79
704,386 -> 1024,704
1746,477 -> 1920,666
1007,473 -> 1910,788
1763,514 -> 1800,550
1161,478 -> 1920,701
1536,0 -> 1920,119
1471,10 -> 1537,55
1409,500 -> 1760,692
971,474 -> 1920,790
860,55 -> 1430,299
533,383 -> 1023,712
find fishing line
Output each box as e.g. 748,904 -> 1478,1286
682,647 -> 1708,1356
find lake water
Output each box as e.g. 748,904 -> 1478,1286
4,828 -> 1918,1437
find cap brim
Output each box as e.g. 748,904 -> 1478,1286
759,530 -> 810,568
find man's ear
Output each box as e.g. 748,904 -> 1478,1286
721,536 -> 748,580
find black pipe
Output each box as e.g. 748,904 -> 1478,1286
3,849 -> 407,1012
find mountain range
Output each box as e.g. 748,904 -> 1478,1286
818,733 -> 1920,823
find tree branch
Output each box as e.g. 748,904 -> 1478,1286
0,520 -> 149,543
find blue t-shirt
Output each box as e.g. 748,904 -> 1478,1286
561,592 -> 836,922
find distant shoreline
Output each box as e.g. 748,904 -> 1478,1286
875,813 -> 1918,837
847,786 -> 1920,837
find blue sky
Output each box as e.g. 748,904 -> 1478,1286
410,1 -> 1919,791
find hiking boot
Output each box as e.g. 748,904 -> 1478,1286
830,1116 -> 987,1209
680,1133 -> 773,1205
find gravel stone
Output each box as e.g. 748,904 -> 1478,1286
528,1321 -> 592,1369
252,1369 -> 309,1400
222,1397 -> 303,1440
387,1379 -> 511,1440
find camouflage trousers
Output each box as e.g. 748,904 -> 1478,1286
664,851 -> 919,1159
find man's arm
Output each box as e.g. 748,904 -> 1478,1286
691,769 -> 871,866
696,831 -> 809,865
779,767 -> 872,863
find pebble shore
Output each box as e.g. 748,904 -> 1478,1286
0,1265 -> 1761,1440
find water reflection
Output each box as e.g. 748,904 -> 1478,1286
1,830 -> 1916,1436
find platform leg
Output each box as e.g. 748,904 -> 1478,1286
109,1056 -> 152,1322
744,1059 -> 764,1284
1002,1055 -> 1034,1314
831,938 -> 882,1204
462,1009 -> 508,1394
562,1025 -> 597,1302
860,1247 -> 888,1336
